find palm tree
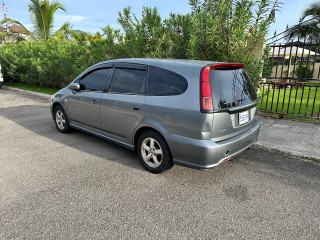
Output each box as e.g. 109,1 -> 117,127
0,0 -> 65,41
29,0 -> 65,40
286,1 -> 320,43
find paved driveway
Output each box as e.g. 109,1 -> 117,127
0,88 -> 319,239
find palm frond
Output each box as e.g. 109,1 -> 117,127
28,0 -> 65,40
0,17 -> 34,41
285,1 -> 320,42
302,1 -> 320,20
53,22 -> 88,42
0,18 -> 33,36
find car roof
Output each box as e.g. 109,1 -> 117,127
110,58 -> 216,67
104,58 -> 220,68
97,58 -> 221,76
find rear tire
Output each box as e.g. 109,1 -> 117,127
137,130 -> 173,173
54,105 -> 71,133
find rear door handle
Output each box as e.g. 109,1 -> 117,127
91,99 -> 97,104
132,106 -> 140,111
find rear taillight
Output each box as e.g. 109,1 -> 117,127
200,63 -> 245,113
200,67 -> 213,112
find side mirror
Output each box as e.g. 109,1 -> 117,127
69,83 -> 80,91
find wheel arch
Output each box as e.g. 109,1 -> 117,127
52,102 -> 62,114
133,126 -> 169,153
52,101 -> 69,120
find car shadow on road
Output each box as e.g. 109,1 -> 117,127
0,104 -> 144,171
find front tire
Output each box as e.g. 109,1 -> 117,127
137,130 -> 173,173
54,105 -> 71,133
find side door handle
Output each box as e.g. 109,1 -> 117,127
132,106 -> 140,111
91,99 -> 97,104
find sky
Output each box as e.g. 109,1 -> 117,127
2,0 -> 316,40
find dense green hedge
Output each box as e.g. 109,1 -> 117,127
0,1 -> 277,89
0,40 -> 96,88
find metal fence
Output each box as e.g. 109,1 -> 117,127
259,34 -> 320,120
259,82 -> 320,120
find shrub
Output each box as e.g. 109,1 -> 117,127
117,1 -> 278,87
294,65 -> 313,82
0,40 -> 94,88
187,0 -> 278,87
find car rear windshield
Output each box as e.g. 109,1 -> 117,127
210,68 -> 257,110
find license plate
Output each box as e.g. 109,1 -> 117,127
239,111 -> 249,125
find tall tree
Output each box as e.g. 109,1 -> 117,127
187,0 -> 279,85
286,1 -> 320,43
117,7 -> 173,58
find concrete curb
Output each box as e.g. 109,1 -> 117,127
2,86 -> 52,100
253,143 -> 320,163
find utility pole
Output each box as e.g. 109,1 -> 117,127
2,1 -> 8,31
2,1 -> 7,19
1,1 -> 8,43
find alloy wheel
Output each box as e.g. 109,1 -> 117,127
55,110 -> 66,130
141,137 -> 163,168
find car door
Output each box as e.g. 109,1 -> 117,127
67,66 -> 112,129
100,63 -> 147,144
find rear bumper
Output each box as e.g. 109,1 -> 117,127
170,121 -> 260,169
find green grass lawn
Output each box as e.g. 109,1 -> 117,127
4,82 -> 58,95
258,85 -> 320,120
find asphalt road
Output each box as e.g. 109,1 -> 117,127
0,88 -> 319,240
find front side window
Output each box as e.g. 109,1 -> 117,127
79,68 -> 111,91
109,68 -> 146,94
148,66 -> 188,96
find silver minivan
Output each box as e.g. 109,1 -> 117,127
50,59 -> 260,173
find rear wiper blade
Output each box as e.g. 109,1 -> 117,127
223,98 -> 245,106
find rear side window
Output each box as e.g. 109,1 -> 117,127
79,68 -> 111,91
148,66 -> 188,96
109,68 -> 146,94
210,69 -> 257,109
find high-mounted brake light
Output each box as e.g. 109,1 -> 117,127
200,63 -> 245,113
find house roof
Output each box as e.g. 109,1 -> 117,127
270,46 -> 319,58
0,24 -> 26,34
